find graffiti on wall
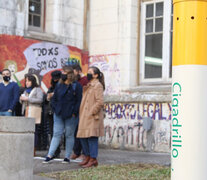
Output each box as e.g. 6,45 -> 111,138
104,103 -> 171,120
100,103 -> 171,152
100,121 -> 146,148
0,35 -> 89,91
89,54 -> 121,95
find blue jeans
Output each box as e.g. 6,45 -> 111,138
48,114 -> 78,158
0,111 -> 12,116
80,137 -> 98,158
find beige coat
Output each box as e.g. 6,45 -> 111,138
77,79 -> 104,138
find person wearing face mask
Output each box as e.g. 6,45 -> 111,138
43,66 -> 82,163
77,66 -> 105,168
42,70 -> 62,155
72,64 -> 88,87
70,64 -> 89,161
0,69 -> 19,116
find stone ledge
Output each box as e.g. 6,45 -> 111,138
24,31 -> 63,43
0,116 -> 35,133
104,85 -> 171,103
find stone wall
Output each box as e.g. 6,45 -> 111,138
89,0 -> 139,91
0,0 -> 85,49
100,101 -> 171,153
0,0 -> 27,36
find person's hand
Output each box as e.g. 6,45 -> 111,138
20,95 -> 29,101
8,109 -> 12,112
47,93 -> 54,101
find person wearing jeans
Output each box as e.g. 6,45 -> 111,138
48,114 -> 78,159
0,111 -> 12,116
70,64 -> 88,160
43,66 -> 82,163
80,137 -> 98,161
77,66 -> 105,168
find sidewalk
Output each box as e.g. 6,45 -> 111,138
34,148 -> 170,176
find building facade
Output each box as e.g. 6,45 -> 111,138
0,0 -> 172,152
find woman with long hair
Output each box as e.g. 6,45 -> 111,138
20,74 -> 44,155
77,66 -> 105,168
43,66 -> 82,163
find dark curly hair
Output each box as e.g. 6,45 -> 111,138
25,74 -> 39,88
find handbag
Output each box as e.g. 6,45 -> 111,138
27,105 -> 42,124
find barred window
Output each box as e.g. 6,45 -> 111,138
28,0 -> 44,31
144,2 -> 163,79
140,0 -> 173,83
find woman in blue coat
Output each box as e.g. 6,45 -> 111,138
44,66 -> 82,163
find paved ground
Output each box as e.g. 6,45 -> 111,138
34,148 -> 170,179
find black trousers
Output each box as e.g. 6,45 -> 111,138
73,126 -> 82,156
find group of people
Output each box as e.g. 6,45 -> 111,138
0,65 -> 105,168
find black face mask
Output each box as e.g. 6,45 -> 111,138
87,73 -> 93,81
61,74 -> 67,82
3,76 -> 11,82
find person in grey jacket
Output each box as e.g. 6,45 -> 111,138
20,74 -> 44,156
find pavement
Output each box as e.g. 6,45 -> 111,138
33,148 -> 170,179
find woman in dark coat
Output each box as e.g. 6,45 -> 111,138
43,66 -> 82,163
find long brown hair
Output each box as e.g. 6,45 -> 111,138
89,66 -> 105,90
60,66 -> 75,84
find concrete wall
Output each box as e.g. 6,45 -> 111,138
0,0 -> 27,36
0,116 -> 35,180
0,0 -> 85,49
89,0 -> 139,93
100,102 -> 171,152
45,0 -> 84,48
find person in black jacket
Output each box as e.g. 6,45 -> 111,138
43,66 -> 82,163
41,70 -> 62,153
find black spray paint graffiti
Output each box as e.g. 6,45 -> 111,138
33,47 -> 59,56
104,103 -> 171,121
101,122 -> 146,149
33,48 -> 59,71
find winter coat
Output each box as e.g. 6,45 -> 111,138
21,87 -> 44,124
51,81 -> 82,120
77,79 -> 104,138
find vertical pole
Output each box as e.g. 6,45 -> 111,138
172,0 -> 207,179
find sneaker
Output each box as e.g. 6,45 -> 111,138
62,158 -> 70,164
42,157 -> 53,164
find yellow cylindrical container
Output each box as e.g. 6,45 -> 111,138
172,0 -> 207,179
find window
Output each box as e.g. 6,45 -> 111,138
28,0 -> 44,31
140,0 -> 173,83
